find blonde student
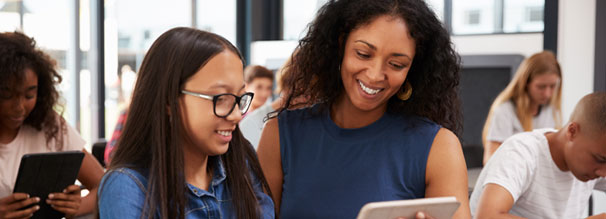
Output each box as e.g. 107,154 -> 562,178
482,51 -> 563,165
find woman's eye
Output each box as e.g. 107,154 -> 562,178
356,51 -> 370,59
390,62 -> 405,70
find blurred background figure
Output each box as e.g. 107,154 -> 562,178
104,65 -> 137,165
244,65 -> 274,114
240,65 -> 274,148
482,50 -> 562,165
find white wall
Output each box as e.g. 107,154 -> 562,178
452,33 -> 543,58
250,40 -> 298,69
557,0 -> 596,121
557,0 -> 604,215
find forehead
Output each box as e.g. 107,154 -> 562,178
530,73 -> 560,84
185,51 -> 244,91
346,15 -> 415,53
249,77 -> 273,84
22,68 -> 38,85
1,68 -> 38,91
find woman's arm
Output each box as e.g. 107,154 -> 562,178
425,128 -> 471,219
256,118 -> 283,215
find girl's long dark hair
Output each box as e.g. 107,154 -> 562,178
280,0 -> 462,135
105,27 -> 272,219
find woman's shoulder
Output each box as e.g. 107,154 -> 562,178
277,104 -> 324,121
392,113 -> 441,131
494,100 -> 516,113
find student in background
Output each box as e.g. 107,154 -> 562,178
482,51 -> 563,165
97,27 -> 274,218
239,65 -> 274,148
0,31 -> 104,218
240,57 -> 296,149
471,92 -> 606,219
257,0 -> 470,218
244,65 -> 274,114
104,65 -> 137,165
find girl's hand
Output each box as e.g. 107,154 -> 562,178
0,193 -> 40,219
46,185 -> 81,219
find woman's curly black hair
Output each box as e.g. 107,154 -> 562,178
280,0 -> 462,135
0,31 -> 65,148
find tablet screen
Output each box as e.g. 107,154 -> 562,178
13,151 -> 85,219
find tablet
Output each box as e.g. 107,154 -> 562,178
12,151 -> 85,219
357,196 -> 460,219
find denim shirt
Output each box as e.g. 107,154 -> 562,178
98,157 -> 275,218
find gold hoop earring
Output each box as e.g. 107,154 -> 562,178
397,81 -> 412,101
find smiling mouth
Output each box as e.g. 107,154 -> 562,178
216,130 -> 232,137
9,116 -> 25,122
358,80 -> 383,95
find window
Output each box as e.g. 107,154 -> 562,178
104,0 -> 190,140
465,10 -> 481,25
452,0 -> 494,34
425,0 -> 445,22
197,0 -> 236,45
282,0 -> 328,40
503,0 -> 544,33
526,7 -> 543,22
0,1 -> 21,32
452,0 -> 544,35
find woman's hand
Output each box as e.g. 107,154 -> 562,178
395,211 -> 435,219
0,193 -> 40,219
46,185 -> 81,219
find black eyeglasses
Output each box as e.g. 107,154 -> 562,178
181,90 -> 254,118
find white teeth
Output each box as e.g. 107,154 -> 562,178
217,131 -> 231,137
358,80 -> 381,95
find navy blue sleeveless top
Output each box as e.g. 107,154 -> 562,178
278,105 -> 440,219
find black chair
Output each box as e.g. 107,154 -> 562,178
91,140 -> 107,168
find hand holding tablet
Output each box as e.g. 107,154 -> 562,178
11,151 -> 85,219
357,196 -> 460,219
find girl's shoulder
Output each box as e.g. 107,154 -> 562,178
101,167 -> 149,192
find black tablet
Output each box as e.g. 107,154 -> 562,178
12,151 -> 85,219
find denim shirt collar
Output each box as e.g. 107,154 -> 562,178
186,156 -> 226,197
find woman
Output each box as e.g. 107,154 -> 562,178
257,0 -> 470,218
482,51 -> 562,165
0,31 -> 104,218
97,27 -> 274,218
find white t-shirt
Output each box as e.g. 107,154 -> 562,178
240,103 -> 275,150
0,124 -> 85,198
486,101 -> 556,142
470,128 -> 606,219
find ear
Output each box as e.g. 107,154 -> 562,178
566,122 -> 579,141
